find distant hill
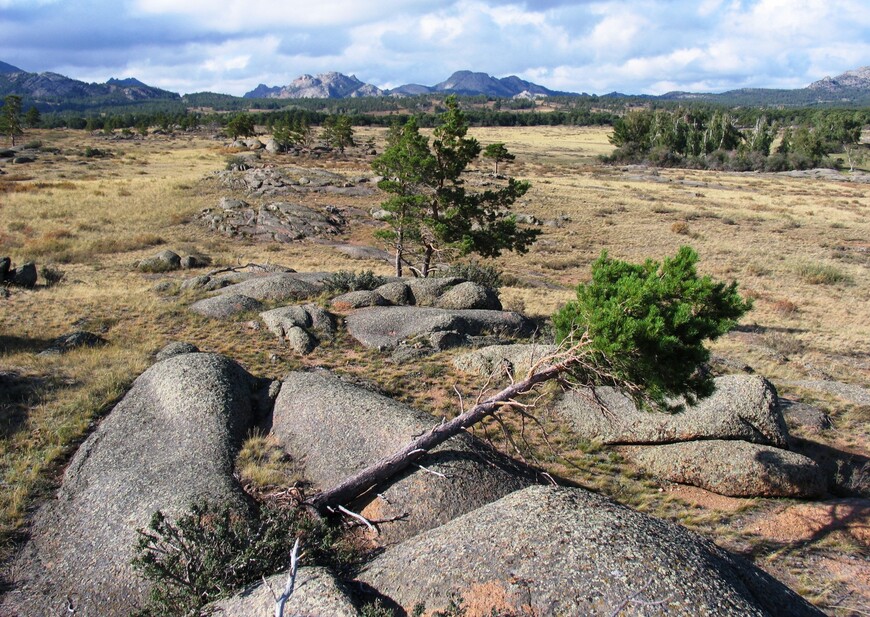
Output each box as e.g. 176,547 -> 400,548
0,61 -> 24,74
246,69 -> 572,100
0,63 -> 180,110
244,72 -> 383,99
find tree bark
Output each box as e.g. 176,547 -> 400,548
309,359 -> 569,512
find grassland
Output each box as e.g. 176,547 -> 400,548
1,125 -> 868,614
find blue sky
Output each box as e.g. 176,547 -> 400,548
1,0 -> 868,96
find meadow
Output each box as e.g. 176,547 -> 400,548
1,125 -> 868,614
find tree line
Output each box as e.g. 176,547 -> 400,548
606,107 -> 867,171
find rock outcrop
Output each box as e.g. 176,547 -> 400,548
454,343 -> 559,377
4,353 -> 259,616
205,567 -> 360,617
272,371 -> 538,545
345,306 -> 532,351
200,199 -> 345,243
556,375 -> 789,447
260,303 -> 336,354
359,485 -> 824,616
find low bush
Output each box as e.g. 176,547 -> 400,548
438,261 -> 503,288
133,500 -> 354,617
323,269 -> 386,293
796,262 -> 852,285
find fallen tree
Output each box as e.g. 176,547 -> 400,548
309,246 -> 752,514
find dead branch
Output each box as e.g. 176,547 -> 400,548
308,335 -> 600,512
274,537 -> 301,617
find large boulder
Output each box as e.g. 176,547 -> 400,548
330,289 -> 389,309
454,343 -> 559,377
345,306 -> 532,351
4,354 -> 260,616
272,371 -> 538,545
555,375 -> 789,447
214,272 -> 324,302
200,198 -> 345,243
9,261 -> 37,287
358,485 -> 824,617
406,277 -> 464,306
627,440 -> 827,498
205,567 -> 360,616
435,281 -> 502,310
190,293 -> 263,319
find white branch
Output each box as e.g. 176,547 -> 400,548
274,537 -> 301,617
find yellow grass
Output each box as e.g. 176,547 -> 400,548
1,126 -> 868,613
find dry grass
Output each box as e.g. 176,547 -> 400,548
1,126 -> 869,613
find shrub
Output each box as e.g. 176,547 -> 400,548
132,500 -> 353,617
796,262 -> 852,285
323,269 -> 386,293
553,246 -> 752,407
83,146 -> 109,158
39,264 -> 64,287
224,155 -> 250,171
438,261 -> 503,288
670,221 -> 690,235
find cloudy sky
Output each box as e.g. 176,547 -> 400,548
1,0 -> 868,96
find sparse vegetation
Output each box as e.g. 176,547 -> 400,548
796,261 -> 853,285
323,269 -> 387,293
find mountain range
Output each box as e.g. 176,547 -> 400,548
0,62 -> 179,108
1,61 -> 869,111
243,70 -> 573,99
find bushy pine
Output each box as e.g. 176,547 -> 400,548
553,246 -> 751,407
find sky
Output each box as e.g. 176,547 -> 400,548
1,0 -> 868,96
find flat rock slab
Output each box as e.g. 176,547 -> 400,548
358,485 -> 824,617
3,353 -> 258,616
214,272 -> 325,302
555,374 -> 789,447
272,371 -> 538,546
453,343 -> 558,377
626,440 -> 827,498
345,306 -> 532,351
205,567 -> 360,616
190,292 -> 263,319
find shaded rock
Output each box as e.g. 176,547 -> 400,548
39,330 -> 107,355
406,277 -> 464,306
260,304 -> 336,353
152,279 -> 177,294
285,325 -> 316,354
330,289 -> 388,309
779,399 -> 834,432
137,249 -> 181,272
430,330 -> 470,350
9,261 -> 37,287
435,281 -> 501,310
154,341 -> 199,362
180,274 -> 212,291
272,371 -> 537,546
4,354 -> 258,616
12,156 -> 34,164
627,440 -> 827,498
261,304 -> 312,334
374,281 -> 411,305
454,343 -> 558,377
359,485 -> 823,617
345,306 -> 532,351
180,254 -> 210,269
215,273 -> 323,302
555,375 -> 789,447
190,293 -> 263,319
205,567 -> 360,616
0,256 -> 10,280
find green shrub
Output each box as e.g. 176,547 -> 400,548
132,500 -> 353,616
323,269 -> 386,293
553,246 -> 751,407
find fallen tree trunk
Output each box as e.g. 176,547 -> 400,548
309,336 -> 613,512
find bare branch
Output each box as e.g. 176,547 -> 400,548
274,537 -> 301,617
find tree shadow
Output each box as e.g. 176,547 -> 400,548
0,334 -> 55,355
0,370 -> 48,441
790,437 -> 870,498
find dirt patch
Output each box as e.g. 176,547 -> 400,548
742,499 -> 870,545
664,484 -> 755,512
